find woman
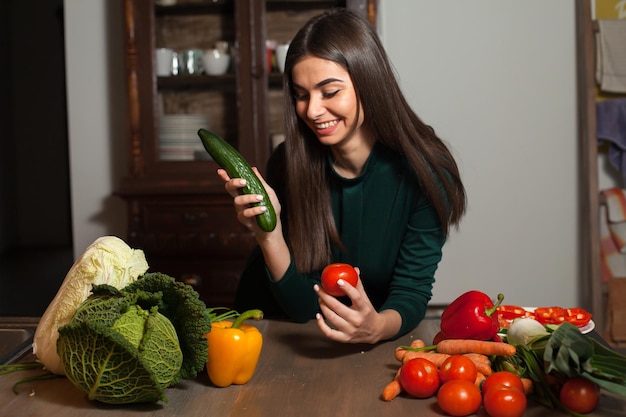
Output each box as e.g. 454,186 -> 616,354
218,8 -> 466,343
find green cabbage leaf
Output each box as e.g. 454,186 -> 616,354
56,274 -> 210,404
57,311 -> 180,404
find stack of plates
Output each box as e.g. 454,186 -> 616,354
159,114 -> 210,161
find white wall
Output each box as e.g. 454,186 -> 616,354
64,0 -> 128,257
65,0 -> 581,306
380,0 -> 579,306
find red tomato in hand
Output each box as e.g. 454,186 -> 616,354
481,371 -> 525,395
483,384 -> 527,417
320,263 -> 358,297
437,379 -> 482,417
559,377 -> 599,414
399,358 -> 440,398
439,355 -> 477,384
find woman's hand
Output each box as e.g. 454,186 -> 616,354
217,167 -> 282,238
217,167 -> 291,281
314,268 -> 402,344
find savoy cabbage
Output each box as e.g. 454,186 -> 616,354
56,273 -> 210,404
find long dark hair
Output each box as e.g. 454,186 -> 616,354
282,8 -> 466,273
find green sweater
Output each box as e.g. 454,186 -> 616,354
234,142 -> 445,338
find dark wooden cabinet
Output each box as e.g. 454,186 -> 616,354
118,0 -> 375,307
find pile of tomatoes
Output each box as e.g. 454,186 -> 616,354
497,305 -> 592,330
397,355 -> 601,416
399,355 -> 527,417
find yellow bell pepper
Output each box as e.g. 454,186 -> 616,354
205,309 -> 263,387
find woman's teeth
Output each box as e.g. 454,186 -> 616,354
316,120 -> 338,129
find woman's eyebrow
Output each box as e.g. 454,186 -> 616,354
293,77 -> 345,91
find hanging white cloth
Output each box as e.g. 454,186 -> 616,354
596,19 -> 626,93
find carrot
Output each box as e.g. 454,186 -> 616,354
521,377 -> 533,395
410,339 -> 426,349
381,368 -> 402,401
382,379 -> 402,402
394,346 -> 407,362
395,339 -> 426,362
435,339 -> 517,357
474,371 -> 486,389
402,350 -> 451,366
463,353 -> 493,376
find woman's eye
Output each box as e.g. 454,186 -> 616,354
292,89 -> 338,101
293,92 -> 308,101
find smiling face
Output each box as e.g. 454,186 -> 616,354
291,55 -> 368,149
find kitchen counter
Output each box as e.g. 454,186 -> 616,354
0,317 -> 38,365
1,316 -> 625,417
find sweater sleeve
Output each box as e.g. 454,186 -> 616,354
380,195 -> 445,339
267,262 -> 322,322
234,246 -> 322,321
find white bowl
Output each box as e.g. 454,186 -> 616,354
275,43 -> 289,73
202,49 -> 230,75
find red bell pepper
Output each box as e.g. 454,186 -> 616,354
440,290 -> 504,341
497,305 -> 528,320
497,305 -> 536,329
534,306 -> 592,327
533,306 -> 567,325
563,307 -> 592,327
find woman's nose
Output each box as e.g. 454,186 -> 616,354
306,95 -> 325,120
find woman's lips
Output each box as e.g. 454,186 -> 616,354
314,119 -> 339,135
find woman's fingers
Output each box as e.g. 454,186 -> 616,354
315,313 -> 350,342
314,271 -> 383,343
315,285 -> 355,332
218,168 -> 245,197
251,167 -> 281,212
217,166 -> 281,234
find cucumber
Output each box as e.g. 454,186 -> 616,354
197,128 -> 277,232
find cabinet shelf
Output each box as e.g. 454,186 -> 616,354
266,0 -> 345,11
157,74 -> 236,90
155,2 -> 234,16
268,73 -> 284,87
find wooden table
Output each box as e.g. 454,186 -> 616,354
1,316 -> 625,416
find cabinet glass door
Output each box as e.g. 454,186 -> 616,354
154,1 -> 237,162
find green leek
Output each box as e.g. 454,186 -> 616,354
544,322 -> 626,397
494,322 -> 626,417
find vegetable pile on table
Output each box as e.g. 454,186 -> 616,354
0,236 -> 212,404
381,289 -> 626,417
